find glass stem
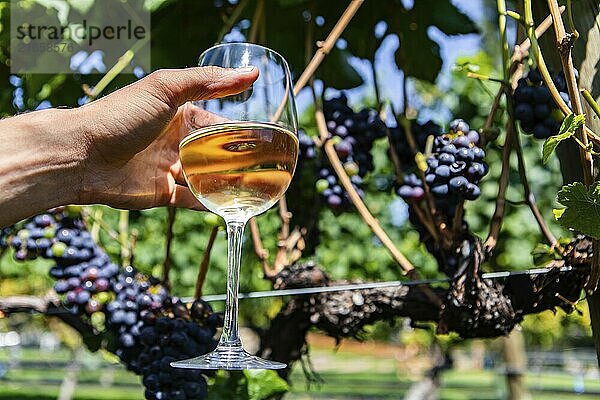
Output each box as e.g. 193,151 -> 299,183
219,220 -> 245,347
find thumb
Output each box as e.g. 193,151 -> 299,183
142,66 -> 259,108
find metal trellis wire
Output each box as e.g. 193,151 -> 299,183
184,265 -> 581,303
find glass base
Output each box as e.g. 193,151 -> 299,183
170,344 -> 287,370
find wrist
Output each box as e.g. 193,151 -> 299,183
0,108 -> 86,225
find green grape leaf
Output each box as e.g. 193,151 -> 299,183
208,371 -> 250,400
245,370 -> 289,399
555,181 -> 600,238
542,113 -> 585,164
207,370 -> 288,400
318,47 -> 364,89
144,0 -> 171,12
314,0 -> 477,82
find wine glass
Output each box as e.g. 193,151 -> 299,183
171,43 -> 298,370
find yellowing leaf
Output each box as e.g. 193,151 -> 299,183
415,152 -> 428,172
553,208 -> 565,219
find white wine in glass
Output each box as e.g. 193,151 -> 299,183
179,122 -> 298,222
171,43 -> 298,370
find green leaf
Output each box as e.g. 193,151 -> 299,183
67,0 -> 95,14
542,113 -> 585,164
553,208 -> 565,219
555,181 -> 600,238
317,0 -> 477,82
208,371 -> 250,400
245,370 -> 289,400
207,370 -> 289,400
144,0 -> 171,12
317,47 -> 363,89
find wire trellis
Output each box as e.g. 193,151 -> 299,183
185,265 -> 580,303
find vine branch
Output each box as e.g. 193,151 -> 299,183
484,118 -> 514,253
293,0 -> 364,96
249,0 -> 364,274
513,131 -> 557,246
162,207 -> 176,288
315,108 -> 415,275
195,227 -> 218,299
248,0 -> 265,43
546,0 -> 593,186
546,0 -> 599,296
118,210 -> 131,267
581,88 -> 600,120
216,0 -> 250,43
522,1 -> 600,147
249,218 -> 274,277
0,294 -> 101,351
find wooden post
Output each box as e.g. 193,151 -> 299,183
502,330 -> 531,400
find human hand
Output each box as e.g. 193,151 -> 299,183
74,66 -> 258,210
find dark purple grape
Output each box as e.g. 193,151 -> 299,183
514,85 -> 533,103
449,119 -> 469,134
533,86 -> 552,104
54,280 -> 69,294
431,184 -> 449,196
455,148 -> 475,162
528,68 -> 542,83
438,153 -> 455,165
441,144 -> 457,155
467,130 -> 480,145
514,103 -> 533,121
327,194 -> 342,207
533,124 -> 551,139
436,165 -> 451,178
534,103 -> 551,119
467,163 -> 486,179
449,176 -> 469,192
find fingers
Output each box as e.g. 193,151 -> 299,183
170,160 -> 186,186
169,184 -> 205,210
181,104 -> 229,132
143,66 -> 259,108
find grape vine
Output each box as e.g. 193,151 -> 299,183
2,209 -> 221,400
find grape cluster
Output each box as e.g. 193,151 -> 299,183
315,94 -> 386,212
3,208 -> 223,400
397,119 -> 487,218
0,226 -> 14,248
513,68 -> 569,139
7,210 -> 119,315
298,128 -> 316,162
137,299 -> 219,400
389,120 -> 442,167
106,266 -> 168,371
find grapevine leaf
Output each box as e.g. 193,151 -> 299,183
208,371 -> 250,400
317,0 -> 476,82
144,0 -> 171,12
553,208 -> 565,219
542,113 -> 585,164
555,181 -> 600,238
244,370 -> 289,400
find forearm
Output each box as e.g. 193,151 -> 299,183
0,108 -> 85,227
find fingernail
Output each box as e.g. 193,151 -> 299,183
237,66 -> 256,73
